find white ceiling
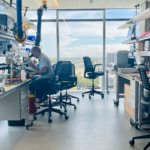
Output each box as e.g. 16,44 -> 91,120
6,0 -> 146,10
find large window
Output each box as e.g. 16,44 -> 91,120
106,9 -> 135,18
59,11 -> 103,91
105,21 -> 130,90
25,9 -> 134,91
26,10 -> 56,19
59,11 -> 103,19
27,22 -> 57,64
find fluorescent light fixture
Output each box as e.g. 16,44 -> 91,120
134,8 -> 150,21
118,20 -> 135,29
54,0 -> 59,6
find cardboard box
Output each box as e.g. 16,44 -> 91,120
138,42 -> 143,52
124,97 -> 134,119
124,84 -> 130,101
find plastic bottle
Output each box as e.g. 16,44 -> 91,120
21,69 -> 26,81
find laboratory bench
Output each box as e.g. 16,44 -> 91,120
0,79 -> 33,130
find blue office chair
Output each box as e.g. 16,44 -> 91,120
82,56 -> 104,99
129,67 -> 150,150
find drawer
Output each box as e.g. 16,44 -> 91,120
20,98 -> 28,111
20,90 -> 28,101
130,91 -> 135,101
20,85 -> 27,92
124,84 -> 130,100
130,80 -> 135,85
130,99 -> 135,109
130,85 -> 135,92
21,108 -> 28,120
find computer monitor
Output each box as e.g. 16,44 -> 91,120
116,51 -> 128,66
127,26 -> 135,40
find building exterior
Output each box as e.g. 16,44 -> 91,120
107,52 -> 117,67
106,52 -> 118,88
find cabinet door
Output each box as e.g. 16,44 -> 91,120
0,90 -> 20,120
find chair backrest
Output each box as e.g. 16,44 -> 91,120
138,67 -> 150,102
52,64 -> 56,74
58,61 -> 72,78
83,57 -> 94,73
72,64 -> 75,75
54,62 -> 75,76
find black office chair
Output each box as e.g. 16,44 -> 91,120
33,61 -> 69,123
52,64 -> 79,102
82,57 -> 104,99
129,67 -> 150,150
61,64 -> 79,102
52,61 -> 78,110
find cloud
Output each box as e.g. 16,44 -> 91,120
26,11 -> 130,59
60,44 -> 130,58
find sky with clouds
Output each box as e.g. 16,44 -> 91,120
26,9 -> 134,59
0,6 -> 135,59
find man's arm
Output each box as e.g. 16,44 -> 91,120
36,67 -> 48,75
30,62 -> 39,72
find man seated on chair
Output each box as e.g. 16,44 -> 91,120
29,46 -> 54,104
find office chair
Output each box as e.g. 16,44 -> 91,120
129,67 -> 150,150
52,61 -> 78,110
82,57 -> 104,99
61,64 -> 79,102
33,61 -> 69,123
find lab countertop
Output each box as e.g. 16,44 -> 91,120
0,79 -> 31,97
106,67 -> 141,82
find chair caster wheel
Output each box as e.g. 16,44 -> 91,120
89,96 -> 91,99
101,94 -> 104,98
82,94 -> 84,97
65,116 -> 69,120
33,116 -> 37,120
77,99 -> 79,102
41,112 -> 45,116
26,126 -> 29,130
135,124 -> 139,130
48,119 -> 52,123
30,122 -> 33,127
74,106 -> 77,110
64,110 -> 67,113
114,100 -> 119,106
130,119 -> 135,126
129,140 -> 135,146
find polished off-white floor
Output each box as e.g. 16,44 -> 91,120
0,93 -> 149,150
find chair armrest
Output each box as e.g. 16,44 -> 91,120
94,64 -> 103,71
69,75 -> 77,86
84,65 -> 94,78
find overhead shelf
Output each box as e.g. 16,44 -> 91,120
0,9 -> 37,31
0,32 -> 34,45
138,35 -> 150,42
122,39 -> 138,44
134,8 -> 150,21
122,35 -> 150,44
118,20 -> 135,29
0,32 -> 15,40
22,40 -> 35,45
